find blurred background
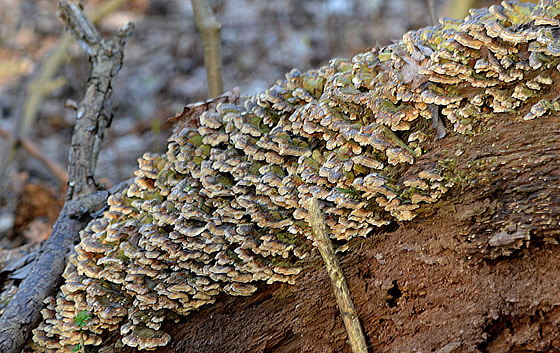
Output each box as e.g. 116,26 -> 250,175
0,0 -> 507,248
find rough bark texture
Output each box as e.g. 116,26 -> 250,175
0,194 -> 108,353
93,111 -> 560,353
167,115 -> 560,353
0,3 -> 132,353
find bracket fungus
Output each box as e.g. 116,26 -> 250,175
29,1 -> 560,351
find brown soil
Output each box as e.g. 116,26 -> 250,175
12,182 -> 64,244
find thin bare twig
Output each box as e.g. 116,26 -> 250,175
18,0 -> 128,136
191,0 -> 224,98
307,197 -> 369,353
0,0 -> 128,192
0,126 -> 68,184
0,2 -> 133,352
445,0 -> 479,20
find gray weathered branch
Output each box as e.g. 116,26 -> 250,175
0,2 -> 133,352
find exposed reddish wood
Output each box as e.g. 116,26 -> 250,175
97,115 -> 560,352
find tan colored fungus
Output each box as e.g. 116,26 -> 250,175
30,1 -> 560,351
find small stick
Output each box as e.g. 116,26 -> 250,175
191,0 -> 224,98
446,0 -> 478,20
0,0 -> 129,182
0,126 -> 69,184
307,197 -> 369,353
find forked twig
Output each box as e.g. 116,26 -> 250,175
0,2 -> 133,352
0,0 -> 128,187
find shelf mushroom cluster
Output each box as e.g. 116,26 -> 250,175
31,1 -> 560,351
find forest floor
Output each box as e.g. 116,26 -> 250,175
4,1 -> 555,353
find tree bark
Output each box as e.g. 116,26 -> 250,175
0,193 -> 107,353
93,113 -> 560,352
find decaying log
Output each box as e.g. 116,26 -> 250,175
7,1 -> 560,352
102,98 -> 560,353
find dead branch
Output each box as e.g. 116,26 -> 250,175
307,197 -> 369,353
191,0 -> 224,98
0,2 -> 133,352
0,0 -> 129,188
18,0 -> 128,137
60,2 -> 134,197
